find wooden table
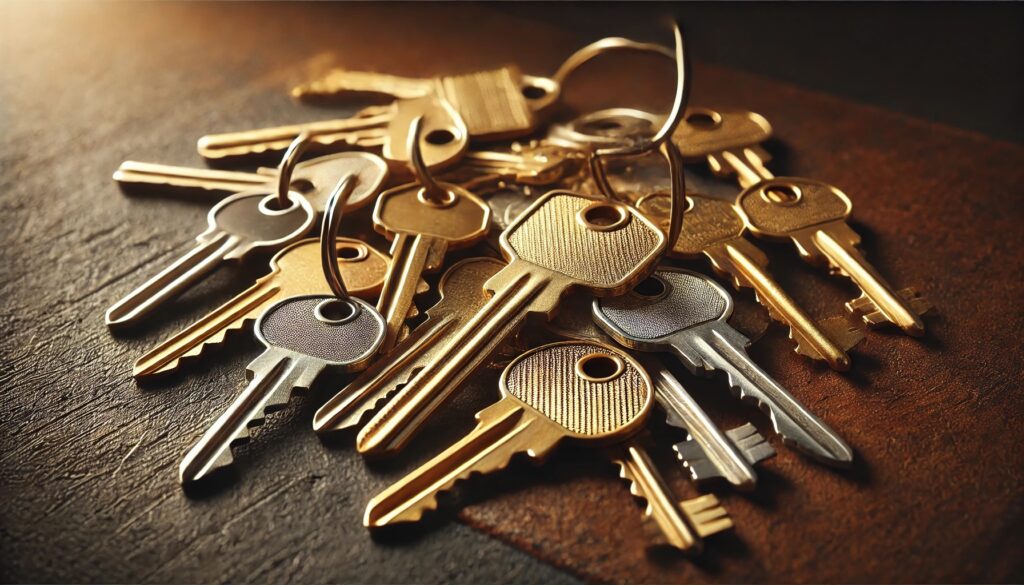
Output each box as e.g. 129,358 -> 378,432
2,3 -> 1021,583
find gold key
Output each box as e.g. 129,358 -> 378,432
290,65 -> 559,141
674,107 -> 774,188
355,190 -> 668,458
132,238 -> 407,378
736,179 -> 930,336
444,142 -> 579,190
113,152 -> 389,213
371,118 -> 491,352
196,95 -> 467,170
647,192 -> 864,370
313,257 -> 504,434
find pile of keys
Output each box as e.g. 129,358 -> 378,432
106,26 -> 932,555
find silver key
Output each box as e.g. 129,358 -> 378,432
180,294 -> 386,485
105,189 -> 316,327
542,294 -> 773,490
593,267 -> 854,467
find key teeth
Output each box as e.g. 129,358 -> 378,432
847,288 -> 933,327
674,424 -> 775,482
134,318 -> 253,378
725,423 -> 777,465
680,495 -> 733,538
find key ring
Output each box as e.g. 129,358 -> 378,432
275,131 -> 314,209
552,36 -> 675,89
320,173 -> 360,299
589,23 -> 689,249
406,115 -> 455,206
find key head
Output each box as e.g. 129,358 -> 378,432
433,257 -> 504,309
292,152 -> 389,213
673,108 -> 773,160
373,182 -> 490,247
593,268 -> 733,352
255,294 -> 386,372
437,66 -> 545,140
735,177 -> 852,240
205,190 -> 316,259
383,95 -> 468,171
270,238 -> 389,300
500,191 -> 667,294
636,193 -> 745,258
500,341 -> 652,441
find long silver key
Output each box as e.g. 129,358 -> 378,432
180,293 -> 386,484
593,267 -> 854,467
105,189 -> 316,328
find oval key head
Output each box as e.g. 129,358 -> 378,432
292,152 -> 389,213
500,191 -> 667,295
500,341 -> 652,441
255,294 -> 386,373
593,268 -> 734,353
383,95 -> 468,172
373,182 -> 491,247
673,108 -> 773,161
206,189 -> 317,260
272,238 -> 390,300
735,177 -> 852,240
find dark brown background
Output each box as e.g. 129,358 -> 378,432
1,2 -> 1022,584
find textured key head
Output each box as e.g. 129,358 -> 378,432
435,257 -> 505,304
383,95 -> 468,171
593,268 -> 733,349
500,191 -> 667,294
735,177 -> 852,239
501,341 -> 652,440
437,66 -> 541,140
270,238 -> 389,300
374,181 -> 491,246
207,189 -> 316,258
648,193 -> 745,258
673,108 -> 772,160
256,294 -> 385,371
292,152 -> 389,213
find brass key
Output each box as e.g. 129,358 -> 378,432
655,192 -> 864,370
444,142 -> 579,189
674,107 -> 774,188
371,118 -> 491,352
736,179 -> 930,336
113,152 -> 389,213
132,238 -> 409,379
197,95 -> 467,170
313,257 -> 504,434
291,65 -> 559,141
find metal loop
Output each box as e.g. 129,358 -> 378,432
407,115 -> 451,205
552,36 -> 675,88
276,131 -> 314,208
320,173 -> 360,299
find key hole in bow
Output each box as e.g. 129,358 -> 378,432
631,275 -> 669,302
761,184 -> 802,206
685,109 -> 723,129
336,243 -> 368,262
575,353 -> 626,383
315,298 -> 360,325
424,129 -> 456,145
578,202 -> 630,232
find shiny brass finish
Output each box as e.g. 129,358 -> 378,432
673,107 -> 773,188
364,341 -> 652,528
736,177 -> 931,336
132,238 -> 392,379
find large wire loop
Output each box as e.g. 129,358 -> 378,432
276,131 -> 314,208
320,174 -> 359,299
407,116 -> 451,205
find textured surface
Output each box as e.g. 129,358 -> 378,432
259,296 -> 384,365
1,3 -> 1022,584
503,343 -> 650,436
440,66 -> 535,138
598,271 -> 729,339
737,177 -> 853,236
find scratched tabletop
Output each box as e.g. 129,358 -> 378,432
1,3 -> 1022,584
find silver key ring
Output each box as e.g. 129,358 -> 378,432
276,131 -> 314,209
320,173 -> 360,299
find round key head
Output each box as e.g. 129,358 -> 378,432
204,189 -> 316,260
373,182 -> 491,247
292,152 -> 389,213
734,177 -> 852,240
500,341 -> 652,441
269,238 -> 390,300
255,294 -> 386,372
500,191 -> 667,294
383,95 -> 468,171
592,267 -> 733,351
673,108 -> 773,160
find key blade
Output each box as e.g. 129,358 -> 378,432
114,161 -> 270,195
725,423 -> 777,465
291,69 -> 432,101
674,422 -> 776,485
364,400 -> 554,528
180,351 -> 321,484
679,494 -> 733,538
690,324 -> 854,467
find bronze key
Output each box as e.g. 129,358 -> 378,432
674,107 -> 774,188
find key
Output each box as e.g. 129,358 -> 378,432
444,142 -> 579,188
353,190 -> 668,458
364,341 -> 654,527
105,189 -> 316,328
673,107 -> 774,188
610,433 -> 733,552
371,119 -> 491,352
133,237 -> 404,379
313,257 -> 504,434
735,178 -> 931,336
290,66 -> 559,140
542,292 -> 772,490
663,192 -> 864,370
179,293 -> 386,484
196,95 -> 467,170
593,267 -> 855,467
113,152 -> 389,213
